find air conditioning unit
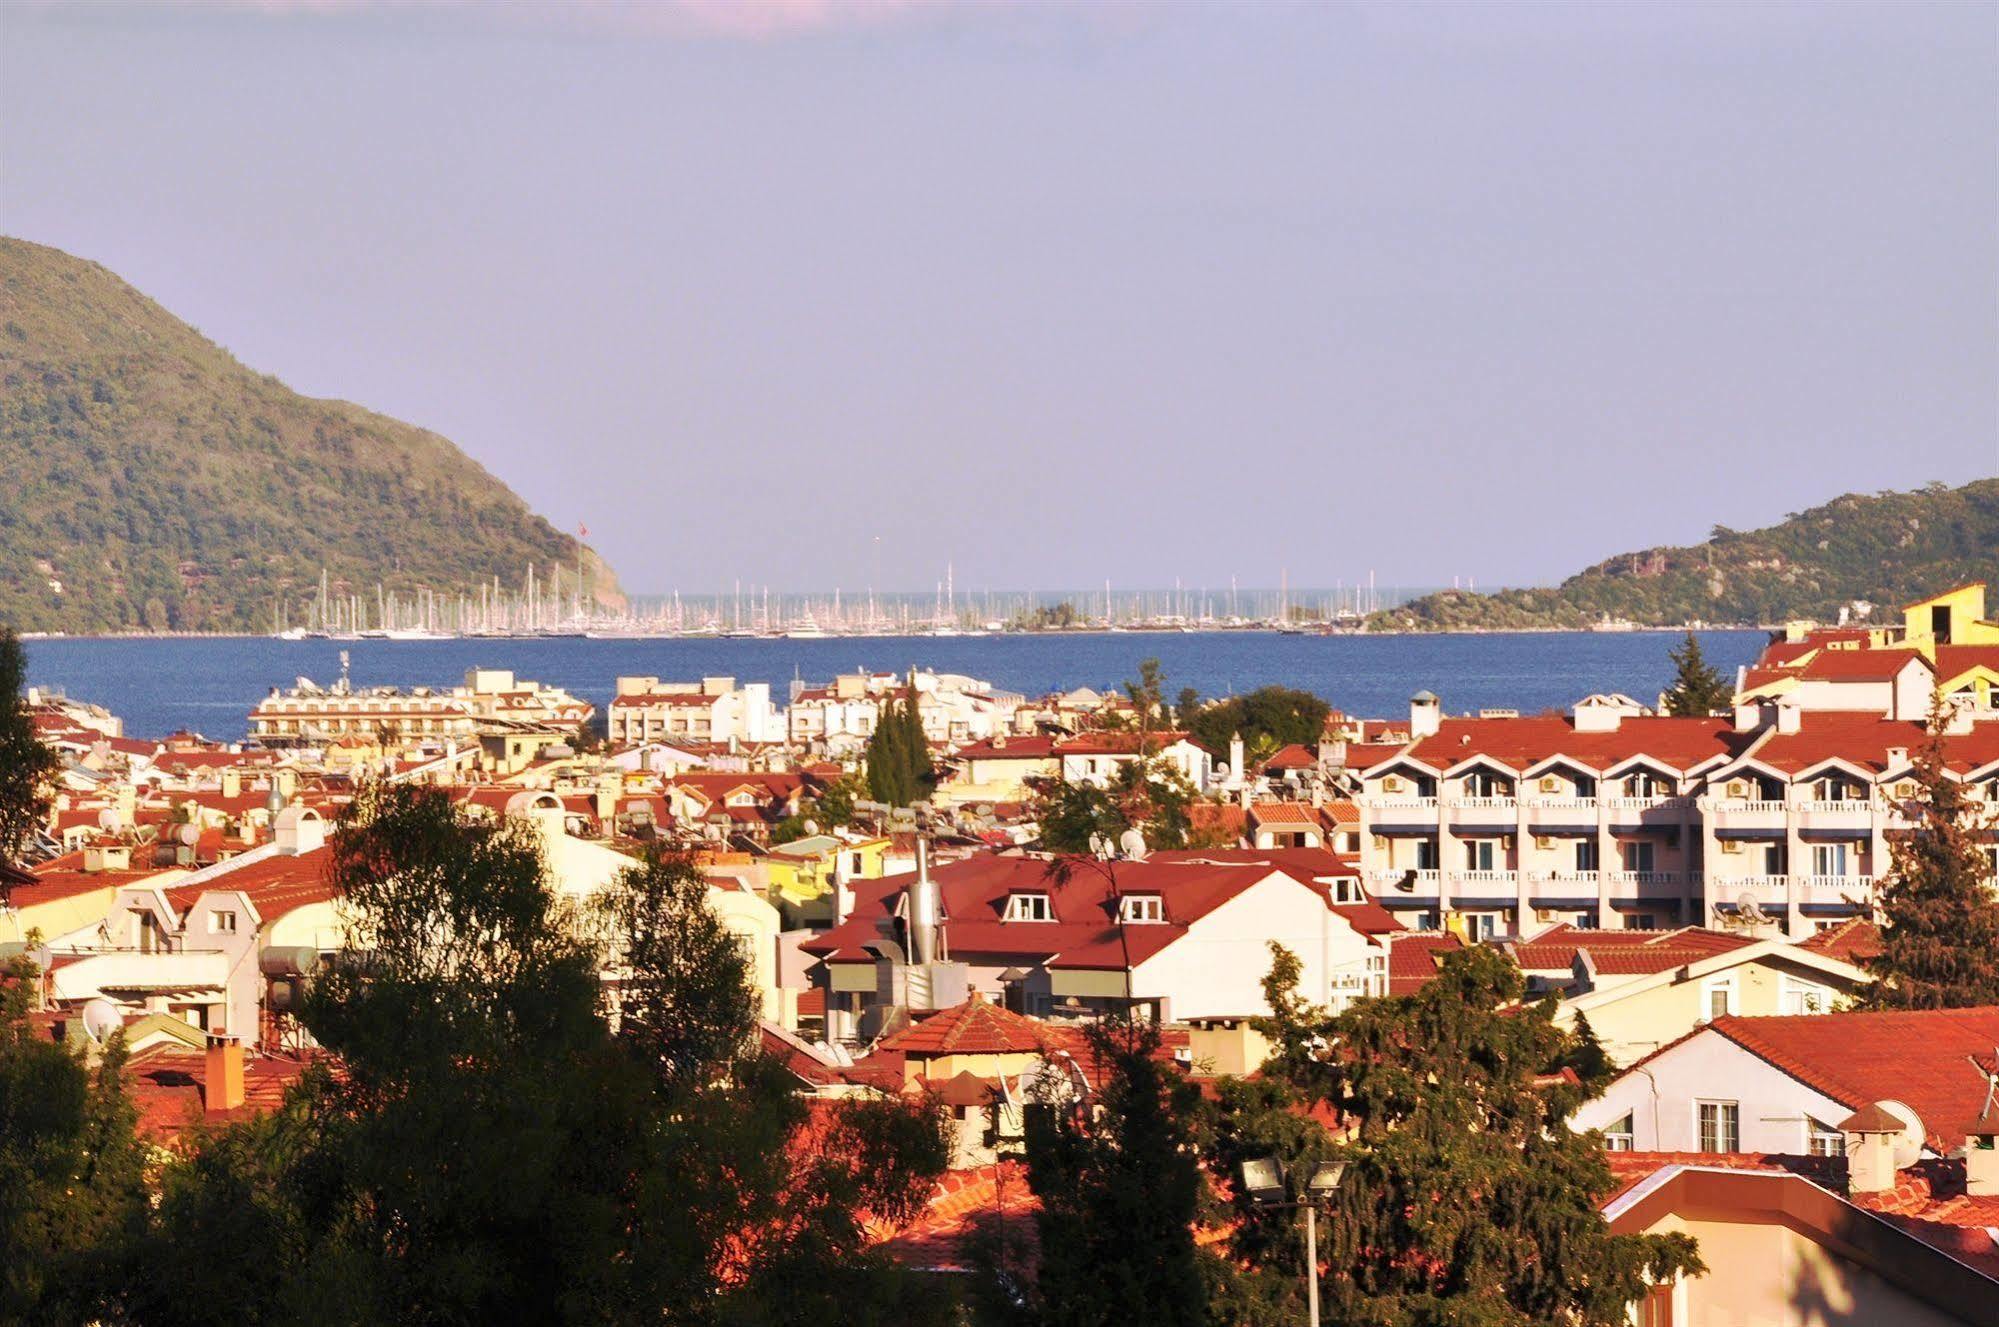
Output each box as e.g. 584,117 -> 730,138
1535,908 -> 1557,922
1721,839 -> 1743,854
1539,776 -> 1560,793
1501,835 -> 1516,850
1534,835 -> 1553,850
1371,834 -> 1388,852
1383,775 -> 1403,792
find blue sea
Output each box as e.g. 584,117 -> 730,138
22,630 -> 1767,742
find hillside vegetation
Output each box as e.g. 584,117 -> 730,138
0,237 -> 622,633
1371,480 -> 1999,631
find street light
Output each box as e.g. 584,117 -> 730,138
1240,1158 -> 1348,1327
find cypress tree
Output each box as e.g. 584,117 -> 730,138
1860,697 -> 1999,1008
1660,632 -> 1733,717
901,684 -> 936,800
0,629 -> 59,867
866,697 -> 909,807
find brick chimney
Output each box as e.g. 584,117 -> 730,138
1968,1101 -> 1999,1198
1840,1102 -> 1906,1195
203,1032 -> 246,1114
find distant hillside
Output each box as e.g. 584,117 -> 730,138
1371,480 -> 1999,632
0,237 -> 622,633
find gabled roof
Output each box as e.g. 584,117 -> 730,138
1388,932 -> 1462,995
1641,1008 -> 1999,1147
1799,918 -> 1885,964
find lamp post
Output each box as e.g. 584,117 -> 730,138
1240,1157 -> 1348,1327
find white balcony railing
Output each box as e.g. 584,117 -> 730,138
1797,874 -> 1869,895
1368,869 -> 1441,891
1800,800 -> 1871,815
1369,797 -> 1439,813
1710,874 -> 1789,896
1451,870 -> 1518,888
1601,870 -> 1689,890
1535,870 -> 1601,887
1523,797 -> 1598,813
1451,797 -> 1518,811
1603,795 -> 1691,812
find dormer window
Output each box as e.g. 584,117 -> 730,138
1815,776 -> 1852,802
1464,770 -> 1511,798
1324,876 -> 1364,905
1119,895 -> 1165,923
1626,771 -> 1666,798
211,909 -> 238,934
1004,893 -> 1054,922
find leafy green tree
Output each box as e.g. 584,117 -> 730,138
0,629 -> 59,866
773,770 -> 867,844
137,788 -> 951,1326
1013,1016 -> 1219,1327
0,954 -> 149,1326
1861,698 -> 1999,1009
1033,752 -> 1199,855
1660,632 -> 1733,716
1186,686 -> 1329,761
1208,944 -> 1701,1326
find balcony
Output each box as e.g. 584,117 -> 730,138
1522,796 -> 1598,814
1367,868 -> 1441,896
1447,797 -> 1519,829
1796,800 -> 1876,834
1708,874 -> 1789,903
1796,874 -> 1871,898
1705,799 -> 1787,835
1602,870 -> 1694,896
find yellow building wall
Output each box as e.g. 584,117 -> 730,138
0,885 -> 119,946
1651,1212 -> 1964,1327
266,901 -> 346,954
1574,958 -> 1863,1066
901,1048 -> 1042,1091
1903,583 -> 1999,651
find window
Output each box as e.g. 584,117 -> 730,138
1575,839 -> 1600,872
1762,842 -> 1789,875
1780,978 -> 1828,1015
1697,1100 -> 1740,1153
1627,771 -> 1664,798
1702,977 -> 1736,1022
1807,1116 -> 1846,1157
1621,840 -> 1656,873
1638,1282 -> 1677,1327
1604,1112 -> 1635,1151
1119,895 -> 1164,923
1812,842 -> 1850,878
211,909 -> 238,935
1574,773 -> 1598,799
1983,845 -> 1999,881
1462,912 -> 1501,942
1465,839 -> 1499,871
1465,770 -> 1510,798
1414,839 -> 1440,871
1328,876 -> 1364,905
1816,776 -> 1851,803
1004,893 -> 1053,922
1627,913 -> 1658,931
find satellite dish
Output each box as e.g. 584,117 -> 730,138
1117,827 -> 1149,861
81,998 -> 122,1045
1088,833 -> 1111,860
1215,763 -> 1232,779
1735,892 -> 1767,926
96,808 -> 121,831
802,819 -> 819,836
179,823 -> 202,846
975,804 -> 995,818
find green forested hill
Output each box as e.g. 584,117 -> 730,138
1371,480 -> 1999,631
0,237 -> 622,633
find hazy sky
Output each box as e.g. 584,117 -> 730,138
4,1 -> 1994,597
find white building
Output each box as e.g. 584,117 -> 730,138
606,676 -> 782,747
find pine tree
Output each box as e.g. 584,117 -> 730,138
1859,696 -> 1999,1009
0,629 -> 59,866
135,787 -> 953,1326
0,953 -> 149,1324
1660,632 -> 1732,717
900,681 -> 936,800
1015,1016 -> 1219,1327
1209,944 -> 1701,1326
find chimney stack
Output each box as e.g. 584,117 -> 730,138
1410,692 -> 1442,740
203,1032 -> 246,1114
1840,1103 -> 1906,1195
1968,1099 -> 1999,1198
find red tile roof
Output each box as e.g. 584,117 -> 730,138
1509,925 -> 1754,976
1798,918 -> 1885,964
1705,1008 -> 1999,1145
1388,932 -> 1463,994
880,993 -> 1051,1056
1378,716 -> 1744,775
127,1044 -> 311,1140
874,1162 -> 1039,1273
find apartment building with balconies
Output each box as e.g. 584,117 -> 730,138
1355,693 -> 1742,938
1356,682 -> 1999,941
